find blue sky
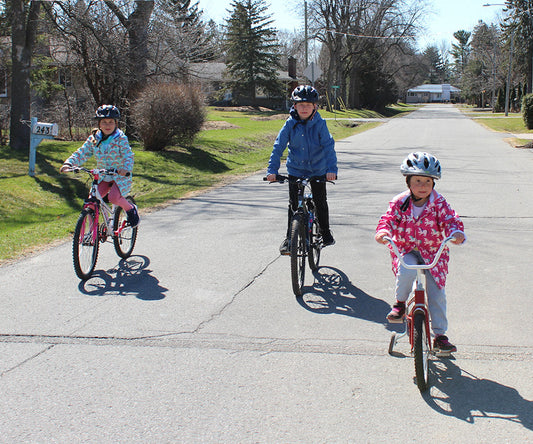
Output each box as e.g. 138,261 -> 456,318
197,0 -> 507,49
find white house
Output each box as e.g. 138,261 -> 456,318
406,84 -> 461,103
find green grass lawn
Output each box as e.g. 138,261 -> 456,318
0,105 -> 409,263
458,105 -> 533,146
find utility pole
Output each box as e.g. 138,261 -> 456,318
304,0 -> 308,67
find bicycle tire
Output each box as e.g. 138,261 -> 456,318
113,197 -> 138,258
413,311 -> 430,392
307,217 -> 321,271
290,217 -> 306,297
73,209 -> 99,280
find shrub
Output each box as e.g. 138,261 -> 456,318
522,93 -> 533,129
131,83 -> 206,151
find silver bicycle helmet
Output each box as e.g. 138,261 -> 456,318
400,152 -> 441,180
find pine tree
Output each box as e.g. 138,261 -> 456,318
224,0 -> 282,104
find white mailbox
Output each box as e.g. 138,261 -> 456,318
32,122 -> 59,137
28,117 -> 59,176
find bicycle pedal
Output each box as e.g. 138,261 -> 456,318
434,350 -> 453,358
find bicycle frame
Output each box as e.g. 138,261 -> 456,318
292,178 -> 317,248
266,174 -> 333,296
265,175 -> 318,248
68,166 -> 138,280
384,235 -> 456,391
78,168 -> 128,242
385,235 -> 454,353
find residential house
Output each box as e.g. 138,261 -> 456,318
406,84 -> 461,103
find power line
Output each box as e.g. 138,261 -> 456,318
326,29 -> 413,39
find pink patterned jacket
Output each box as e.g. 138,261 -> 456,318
376,189 -> 464,289
65,129 -> 134,196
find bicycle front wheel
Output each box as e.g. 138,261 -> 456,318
73,209 -> 99,280
413,311 -> 430,392
113,197 -> 138,258
290,217 -> 306,297
307,217 -> 321,271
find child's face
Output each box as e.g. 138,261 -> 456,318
409,175 -> 434,202
294,102 -> 317,120
99,118 -> 117,136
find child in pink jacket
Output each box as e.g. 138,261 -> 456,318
375,152 -> 465,354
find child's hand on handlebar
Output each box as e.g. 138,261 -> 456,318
450,232 -> 465,244
60,163 -> 72,173
375,231 -> 389,244
326,172 -> 337,181
266,174 -> 277,182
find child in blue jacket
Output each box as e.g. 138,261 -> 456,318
267,85 -> 337,254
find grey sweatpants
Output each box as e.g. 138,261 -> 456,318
394,250 -> 448,336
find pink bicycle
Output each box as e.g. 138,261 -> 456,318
65,167 -> 138,280
384,235 -> 455,392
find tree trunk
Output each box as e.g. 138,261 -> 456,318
127,1 -> 154,96
10,0 -> 41,150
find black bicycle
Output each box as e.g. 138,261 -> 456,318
266,174 -> 333,296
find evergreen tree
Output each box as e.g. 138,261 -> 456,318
224,0 -> 282,104
451,30 -> 471,82
422,46 -> 446,84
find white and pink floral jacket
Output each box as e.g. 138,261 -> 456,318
65,128 -> 134,196
376,189 -> 465,289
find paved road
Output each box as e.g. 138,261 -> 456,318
1,104 -> 532,442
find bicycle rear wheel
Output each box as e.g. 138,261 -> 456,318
73,209 -> 99,280
307,217 -> 321,271
290,217 -> 306,297
113,197 -> 138,258
413,311 -> 430,392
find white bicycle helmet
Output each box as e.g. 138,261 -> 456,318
400,152 -> 441,180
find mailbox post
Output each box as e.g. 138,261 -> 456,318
29,117 -> 58,176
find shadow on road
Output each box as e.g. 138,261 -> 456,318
77,255 -> 168,301
424,357 -> 533,430
296,265 -> 391,326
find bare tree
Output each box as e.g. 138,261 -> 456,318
308,0 -> 426,109
44,0 -> 153,111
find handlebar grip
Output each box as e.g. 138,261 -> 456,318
263,175 -> 287,182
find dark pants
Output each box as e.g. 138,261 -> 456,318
286,175 -> 330,237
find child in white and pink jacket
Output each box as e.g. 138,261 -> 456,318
375,152 -> 465,354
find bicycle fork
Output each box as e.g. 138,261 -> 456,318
408,272 -> 432,354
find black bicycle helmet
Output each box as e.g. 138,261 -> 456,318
95,104 -> 120,120
291,85 -> 319,103
400,152 -> 441,180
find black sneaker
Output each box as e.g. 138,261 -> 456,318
279,238 -> 290,255
322,230 -> 335,246
433,335 -> 457,354
126,205 -> 140,228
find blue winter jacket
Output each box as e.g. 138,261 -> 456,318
267,107 -> 337,178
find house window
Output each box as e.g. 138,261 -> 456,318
58,67 -> 72,87
0,68 -> 6,97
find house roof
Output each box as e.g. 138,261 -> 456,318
408,84 -> 461,93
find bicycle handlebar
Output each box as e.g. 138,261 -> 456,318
383,235 -> 455,270
263,175 -> 334,184
64,166 -> 130,177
